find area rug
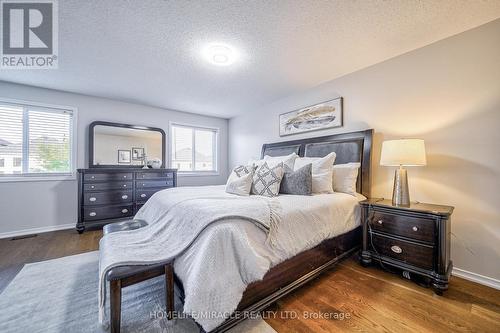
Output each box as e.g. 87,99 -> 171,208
0,251 -> 276,333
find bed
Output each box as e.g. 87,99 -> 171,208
202,129 -> 372,332
99,129 -> 373,332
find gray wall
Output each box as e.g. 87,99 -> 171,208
0,81 -> 228,235
229,20 -> 500,281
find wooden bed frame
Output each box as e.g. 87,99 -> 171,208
178,129 -> 374,332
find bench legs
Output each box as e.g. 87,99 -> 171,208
109,263 -> 174,333
165,264 -> 174,320
110,279 -> 122,333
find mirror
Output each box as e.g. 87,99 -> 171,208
89,121 -> 165,168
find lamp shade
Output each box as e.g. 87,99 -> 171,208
380,139 -> 426,166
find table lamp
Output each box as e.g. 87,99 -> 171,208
380,139 -> 426,207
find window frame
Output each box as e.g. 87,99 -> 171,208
168,122 -> 219,176
0,97 -> 78,182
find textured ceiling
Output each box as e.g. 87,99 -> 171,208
1,0 -> 499,118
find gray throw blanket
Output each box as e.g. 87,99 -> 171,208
98,193 -> 281,326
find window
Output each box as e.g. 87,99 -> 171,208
0,100 -> 76,180
170,124 -> 218,173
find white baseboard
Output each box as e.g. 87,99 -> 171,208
452,267 -> 500,290
0,223 -> 75,240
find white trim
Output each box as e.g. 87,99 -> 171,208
0,97 -> 78,182
452,267 -> 500,290
0,223 -> 74,240
0,174 -> 76,182
178,172 -> 220,177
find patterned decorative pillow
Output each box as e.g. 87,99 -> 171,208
225,165 -> 255,196
251,162 -> 285,197
280,164 -> 312,195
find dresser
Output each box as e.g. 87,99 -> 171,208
359,199 -> 454,295
76,168 -> 177,233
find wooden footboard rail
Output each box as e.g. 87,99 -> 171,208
175,226 -> 361,332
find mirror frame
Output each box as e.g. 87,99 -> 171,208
88,121 -> 166,168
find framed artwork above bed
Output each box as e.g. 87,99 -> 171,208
279,97 -> 343,136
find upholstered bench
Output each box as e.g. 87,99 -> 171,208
103,220 -> 174,333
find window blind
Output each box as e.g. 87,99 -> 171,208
0,101 -> 74,177
171,124 -> 217,172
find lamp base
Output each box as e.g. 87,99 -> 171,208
392,167 -> 410,207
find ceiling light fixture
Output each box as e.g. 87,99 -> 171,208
203,43 -> 237,66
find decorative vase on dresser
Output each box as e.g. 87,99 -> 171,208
359,198 -> 454,295
76,168 -> 177,233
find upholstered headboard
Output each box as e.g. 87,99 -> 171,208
261,129 -> 373,197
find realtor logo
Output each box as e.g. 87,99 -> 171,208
1,0 -> 58,68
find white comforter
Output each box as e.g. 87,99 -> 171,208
103,185 -> 364,331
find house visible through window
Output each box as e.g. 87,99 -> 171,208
171,124 -> 218,173
0,101 -> 75,178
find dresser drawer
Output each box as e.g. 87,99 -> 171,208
370,233 -> 434,270
370,211 -> 435,243
84,173 -> 133,182
83,181 -> 132,191
135,189 -> 166,202
83,204 -> 133,221
136,171 -> 174,180
83,190 -> 133,206
136,180 -> 174,188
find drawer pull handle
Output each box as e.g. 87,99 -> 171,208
91,176 -> 95,179
123,175 -> 127,178
377,220 -> 383,225
122,195 -> 128,199
123,184 -> 127,188
121,209 -> 128,214
391,245 -> 403,254
89,212 -> 97,217
142,183 -> 145,186
140,193 -> 147,198
91,185 -> 95,189
89,197 -> 97,202
412,226 -> 419,232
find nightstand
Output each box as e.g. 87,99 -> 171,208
359,198 -> 454,295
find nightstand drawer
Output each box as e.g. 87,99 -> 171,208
370,211 -> 435,243
370,233 -> 434,270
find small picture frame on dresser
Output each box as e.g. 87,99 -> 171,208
118,150 -> 131,164
132,147 -> 144,160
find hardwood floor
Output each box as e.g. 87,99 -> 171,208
0,229 -> 499,332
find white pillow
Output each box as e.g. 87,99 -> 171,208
294,152 -> 336,193
249,152 -> 298,169
264,153 -> 298,169
332,162 -> 360,196
251,162 -> 285,197
225,165 -> 254,196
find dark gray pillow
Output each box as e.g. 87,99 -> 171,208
279,164 -> 312,195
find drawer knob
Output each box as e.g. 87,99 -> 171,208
89,212 -> 97,217
123,184 -> 127,188
140,193 -> 146,198
90,185 -> 95,189
91,176 -> 95,179
121,209 -> 128,214
412,226 -> 419,232
122,195 -> 128,199
391,245 -> 403,254
89,197 -> 97,202
123,175 -> 127,178
142,183 -> 145,186
377,220 -> 383,225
